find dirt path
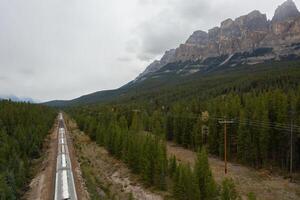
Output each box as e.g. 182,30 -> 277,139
65,117 -> 167,200
23,115 -> 89,200
167,142 -> 300,200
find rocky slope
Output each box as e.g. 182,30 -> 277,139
136,49 -> 176,81
137,0 -> 300,80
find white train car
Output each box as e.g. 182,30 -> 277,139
61,154 -> 67,168
61,170 -> 70,199
61,144 -> 65,154
55,114 -> 77,200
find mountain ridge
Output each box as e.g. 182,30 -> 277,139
135,0 -> 300,81
0,94 -> 38,103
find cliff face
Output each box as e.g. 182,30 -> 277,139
175,10 -> 270,61
175,1 -> 300,62
137,0 -> 300,80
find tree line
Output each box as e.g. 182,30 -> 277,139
0,100 -> 56,199
165,89 -> 300,171
78,87 -> 300,172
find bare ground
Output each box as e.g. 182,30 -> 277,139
167,142 -> 300,200
65,117 -> 168,200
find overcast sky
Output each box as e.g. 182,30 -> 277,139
0,0 -> 298,101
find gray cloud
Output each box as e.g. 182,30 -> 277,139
0,76 -> 8,81
131,0 -> 291,61
117,56 -> 132,62
176,0 -> 212,21
0,0 -> 297,101
135,13 -> 188,60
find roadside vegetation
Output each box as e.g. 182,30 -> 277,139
0,100 -> 56,199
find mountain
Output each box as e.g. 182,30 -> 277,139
135,0 -> 300,81
135,49 -> 176,81
0,95 -> 37,103
272,0 -> 300,22
44,0 -> 300,107
45,90 -> 121,107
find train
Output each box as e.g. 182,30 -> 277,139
54,113 -> 77,200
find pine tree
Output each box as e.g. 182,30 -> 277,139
128,192 -> 134,200
173,163 -> 200,200
154,140 -> 167,190
95,124 -> 104,146
237,109 -> 251,164
153,119 -> 163,137
181,113 -> 192,148
168,155 -> 177,178
173,164 -> 184,199
119,116 -> 128,132
166,114 -> 174,140
113,125 -> 123,158
194,147 -> 217,200
130,112 -> 142,132
151,110 -> 167,139
87,118 -> 97,140
141,138 -> 155,185
247,192 -> 256,200
221,178 -> 239,200
192,116 -> 203,150
258,105 -> 270,167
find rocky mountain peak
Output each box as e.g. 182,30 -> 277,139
272,0 -> 300,22
185,30 -> 208,45
235,10 -> 268,31
160,49 -> 176,63
135,49 -> 176,80
220,18 -> 240,38
137,0 -> 300,80
221,18 -> 234,29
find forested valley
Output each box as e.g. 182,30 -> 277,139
69,62 -> 300,199
0,100 -> 56,199
71,62 -> 300,172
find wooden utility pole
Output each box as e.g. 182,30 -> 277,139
289,110 -> 295,182
219,118 -> 234,174
290,118 -> 293,180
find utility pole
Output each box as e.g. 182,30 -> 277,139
290,118 -> 294,181
219,118 -> 234,174
289,110 -> 295,182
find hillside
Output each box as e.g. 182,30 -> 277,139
45,58 -> 300,107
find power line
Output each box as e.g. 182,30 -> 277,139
171,113 -> 300,132
234,118 -> 300,132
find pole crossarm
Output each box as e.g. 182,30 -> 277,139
218,120 -> 234,124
